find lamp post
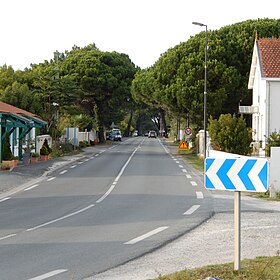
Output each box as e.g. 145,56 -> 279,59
192,21 -> 208,159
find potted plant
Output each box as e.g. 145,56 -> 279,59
31,153 -> 40,163
40,139 -> 52,160
1,161 -> 11,170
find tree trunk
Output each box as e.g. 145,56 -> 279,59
94,103 -> 105,143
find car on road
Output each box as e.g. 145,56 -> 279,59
148,130 -> 157,138
109,129 -> 122,141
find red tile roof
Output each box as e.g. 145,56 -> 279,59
0,101 -> 46,124
257,38 -> 280,78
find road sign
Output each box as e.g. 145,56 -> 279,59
179,140 -> 188,149
184,127 -> 192,135
205,158 -> 268,192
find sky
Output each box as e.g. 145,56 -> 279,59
1,0 -> 279,70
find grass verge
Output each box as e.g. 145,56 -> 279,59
154,255 -> 280,280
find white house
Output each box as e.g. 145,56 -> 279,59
240,38 -> 280,153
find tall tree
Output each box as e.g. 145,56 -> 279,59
62,46 -> 137,142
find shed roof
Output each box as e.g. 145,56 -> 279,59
257,38 -> 280,78
0,101 -> 47,127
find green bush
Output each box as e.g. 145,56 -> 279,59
265,131 -> 280,157
208,114 -> 252,155
40,139 -> 52,155
3,133 -> 13,160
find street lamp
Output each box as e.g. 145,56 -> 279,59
192,21 -> 208,159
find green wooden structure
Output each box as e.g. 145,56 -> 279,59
0,102 -> 47,162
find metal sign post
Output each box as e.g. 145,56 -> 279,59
205,157 -> 268,272
234,191 -> 241,271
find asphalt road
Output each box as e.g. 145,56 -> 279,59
0,137 -> 213,280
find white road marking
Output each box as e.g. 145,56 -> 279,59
182,169 -> 187,173
96,147 -> 139,203
124,226 -> 169,245
0,233 -> 16,241
190,181 -> 197,186
0,197 -> 11,202
90,156 -> 94,159
25,184 -> 39,191
85,158 -> 90,161
196,191 -> 204,199
78,161 -> 84,164
179,165 -> 183,168
183,205 -> 200,215
28,269 -> 67,280
186,174 -> 192,179
95,154 -> 99,157
46,177 -> 56,182
176,161 -> 180,164
26,204 -> 95,231
70,165 -> 77,168
59,170 -> 68,175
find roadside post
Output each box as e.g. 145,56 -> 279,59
205,157 -> 268,271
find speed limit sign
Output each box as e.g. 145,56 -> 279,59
184,127 -> 192,135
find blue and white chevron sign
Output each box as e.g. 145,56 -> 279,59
205,158 -> 268,192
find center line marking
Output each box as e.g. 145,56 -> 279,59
124,226 -> 169,245
96,146 -> 139,203
0,233 -> 16,241
28,269 -> 68,280
183,205 -> 200,215
27,204 -> 95,231
0,197 -> 11,202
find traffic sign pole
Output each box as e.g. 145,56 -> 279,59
234,191 -> 241,271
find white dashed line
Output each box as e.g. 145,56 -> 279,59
190,181 -> 197,186
78,161 -> 84,164
85,159 -> 90,161
178,165 -> 183,168
182,169 -> 187,173
183,205 -> 200,215
124,226 -> 169,245
27,204 -> 95,231
25,184 -> 39,191
59,170 -> 68,175
28,269 -> 68,280
196,191 -> 204,199
0,233 -> 16,241
70,165 -> 77,168
0,197 -> 11,202
186,174 -> 192,179
46,177 -> 56,182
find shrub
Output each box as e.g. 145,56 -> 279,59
3,134 -> 13,160
208,114 -> 252,155
40,139 -> 52,155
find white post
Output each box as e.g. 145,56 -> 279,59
234,191 -> 241,271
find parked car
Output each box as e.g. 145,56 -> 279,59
109,130 -> 122,141
148,130 -> 157,138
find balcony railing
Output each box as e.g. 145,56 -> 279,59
239,105 -> 259,114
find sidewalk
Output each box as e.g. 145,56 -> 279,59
0,145 -> 103,195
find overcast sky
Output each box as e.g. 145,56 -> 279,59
1,0 -> 279,70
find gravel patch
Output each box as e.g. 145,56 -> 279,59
90,212 -> 280,280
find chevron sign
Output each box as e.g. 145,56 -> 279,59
205,158 -> 268,192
